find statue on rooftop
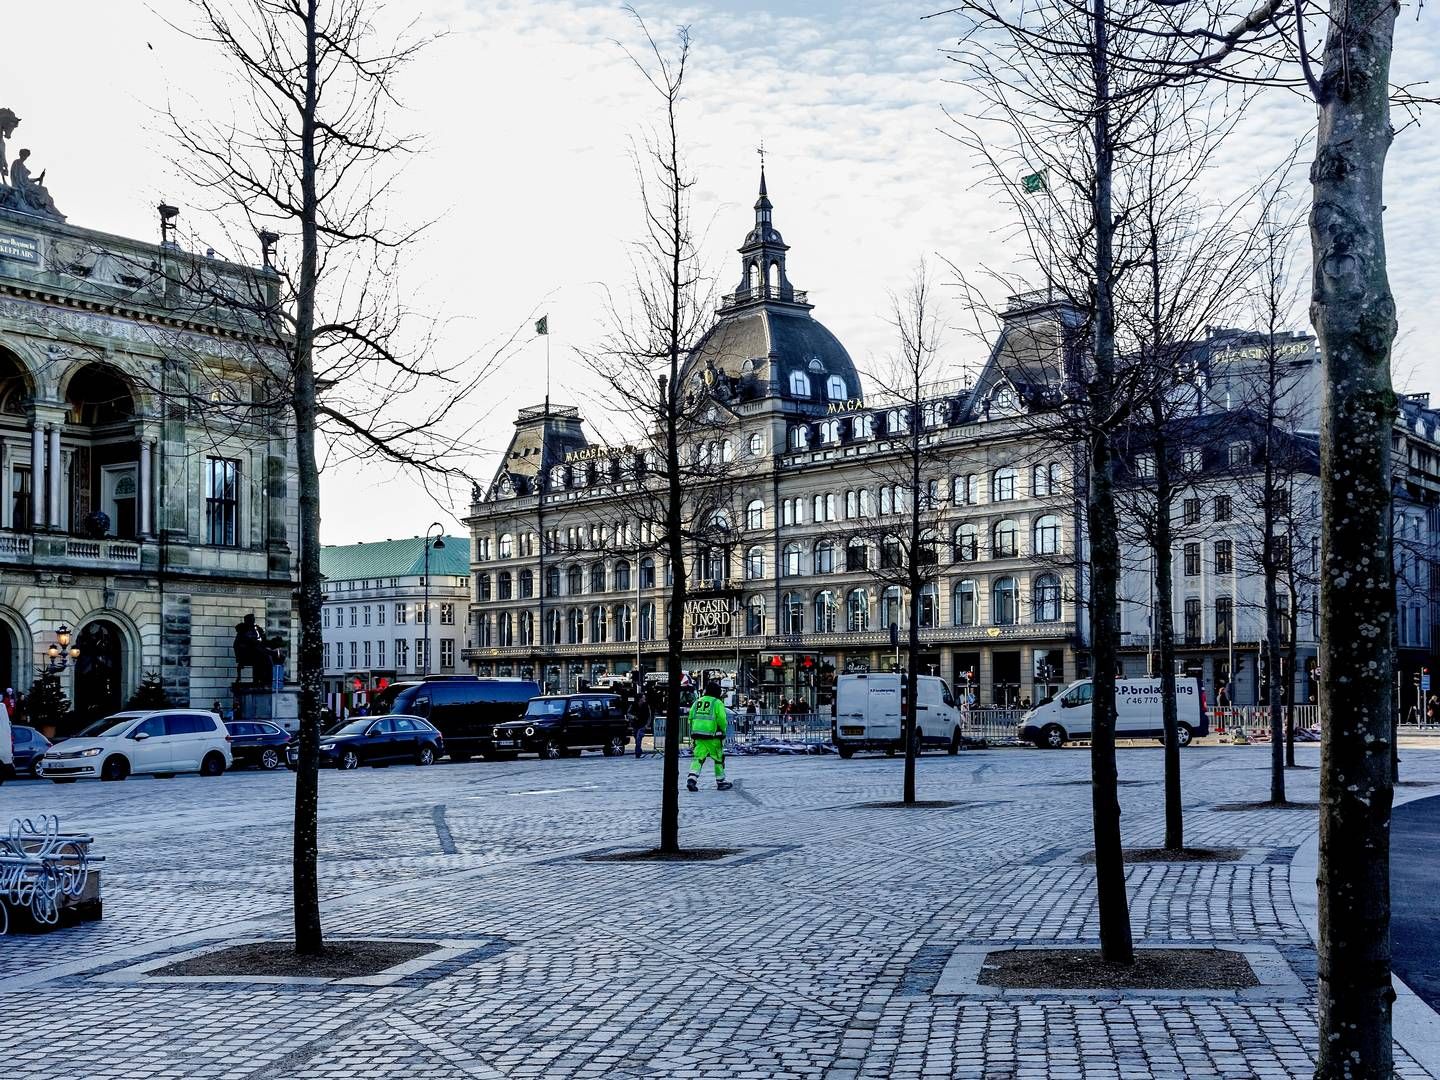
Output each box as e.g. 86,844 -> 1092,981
0,109 -> 66,221
0,109 -> 18,181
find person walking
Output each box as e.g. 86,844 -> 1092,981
686,681 -> 732,791
632,693 -> 651,759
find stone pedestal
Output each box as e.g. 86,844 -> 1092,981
234,684 -> 301,733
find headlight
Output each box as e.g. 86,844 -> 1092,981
79,747 -> 103,757
524,726 -> 535,737
319,743 -> 335,751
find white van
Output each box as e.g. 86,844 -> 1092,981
0,701 -> 12,782
1020,677 -> 1208,749
39,709 -> 232,782
832,673 -> 965,758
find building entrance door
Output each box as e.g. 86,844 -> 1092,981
74,620 -> 124,722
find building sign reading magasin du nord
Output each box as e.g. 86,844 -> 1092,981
684,595 -> 736,637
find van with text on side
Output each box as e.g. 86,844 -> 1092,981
1019,677 -> 1208,749
831,673 -> 965,758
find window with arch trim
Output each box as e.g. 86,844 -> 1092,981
788,425 -> 810,451
566,565 -> 583,595
745,499 -> 765,531
566,608 -> 583,644
918,583 -> 938,628
781,591 -> 805,634
846,588 -> 870,632
745,546 -> 766,580
953,580 -> 978,626
814,539 -> 835,574
953,523 -> 979,562
590,563 -> 606,593
814,590 -> 838,632
1033,574 -> 1062,622
1033,515 -> 1062,555
613,560 -> 631,591
589,606 -> 607,643
992,577 -> 1019,625
746,595 -> 765,636
639,557 -> 656,589
993,519 -> 1020,558
783,542 -> 802,577
991,467 -> 1017,502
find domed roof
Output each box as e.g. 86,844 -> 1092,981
680,169 -> 863,411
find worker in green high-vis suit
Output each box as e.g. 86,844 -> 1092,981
687,682 -> 733,791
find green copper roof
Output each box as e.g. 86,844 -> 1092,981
319,536 -> 470,581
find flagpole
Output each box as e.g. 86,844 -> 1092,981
545,331 -> 551,415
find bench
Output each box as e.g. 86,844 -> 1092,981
0,816 -> 104,935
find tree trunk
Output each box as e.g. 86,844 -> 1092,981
903,406 -> 923,804
1152,422 -> 1182,850
291,0 -> 324,956
1086,0 -> 1133,967
1312,0 -> 1399,1073
1264,566 -> 1285,804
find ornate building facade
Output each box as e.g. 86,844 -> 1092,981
0,174 -> 298,719
465,176 -> 1087,707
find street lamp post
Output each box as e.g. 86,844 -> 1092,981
46,623 -> 81,674
422,524 -> 445,676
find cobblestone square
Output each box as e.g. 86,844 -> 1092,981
2,745 -> 1436,1079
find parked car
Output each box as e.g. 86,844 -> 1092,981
12,725 -> 51,778
290,714 -> 444,770
225,720 -> 291,770
831,673 -> 965,758
1019,677 -> 1209,749
388,677 -> 539,761
493,694 -> 631,759
39,710 -> 232,783
0,703 -> 12,783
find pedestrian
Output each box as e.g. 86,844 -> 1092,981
686,681 -> 732,792
632,693 -> 651,759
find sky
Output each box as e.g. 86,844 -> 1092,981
6,1 -> 1439,543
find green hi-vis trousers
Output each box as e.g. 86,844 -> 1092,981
689,736 -> 725,781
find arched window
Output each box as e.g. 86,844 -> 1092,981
819,419 -> 841,445
589,606 -> 607,643
953,523 -> 979,562
1034,574 -> 1062,622
614,559 -> 631,591
498,533 -> 514,558
918,583 -> 938,628
613,604 -> 632,642
788,425 -> 810,451
519,570 -> 534,598
992,467 -> 1017,502
881,535 -> 902,569
886,408 -> 909,435
780,591 -> 804,634
518,611 -> 534,646
566,564 -> 583,595
783,542 -> 802,577
498,612 -> 514,647
639,557 -> 656,589
953,580 -> 978,626
475,614 -> 492,647
477,573 -> 492,601
746,595 -> 766,636
814,539 -> 835,574
706,509 -> 730,532
567,608 -> 584,644
590,562 -> 606,593
993,519 -> 1020,558
1033,515 -> 1062,555
549,465 -> 568,490
847,588 -> 871,632
846,537 -> 869,572
701,547 -> 727,587
789,370 -> 811,397
814,590 -> 838,633
953,473 -> 979,505
1032,463 -> 1054,497
497,570 -> 513,600
546,609 -> 562,644
746,546 -> 766,580
881,586 -> 904,629
827,374 -> 847,400
746,499 -> 765,531
639,602 -> 657,640
992,577 -> 1018,625
721,440 -> 734,464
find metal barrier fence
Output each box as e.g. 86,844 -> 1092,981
651,711 -> 834,753
1211,706 -> 1323,742
961,708 -> 1027,746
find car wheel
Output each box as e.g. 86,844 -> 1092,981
604,736 -> 626,757
416,746 -> 436,767
101,756 -> 130,782
1176,723 -> 1194,749
837,745 -> 855,760
541,739 -> 562,761
339,749 -> 360,770
30,759 -> 43,779
948,729 -> 962,755
260,748 -> 281,771
1041,724 -> 1066,750
201,752 -> 226,777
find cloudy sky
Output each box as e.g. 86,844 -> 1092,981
8,2 -> 1439,543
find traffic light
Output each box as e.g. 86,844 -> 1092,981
351,677 -> 363,691
768,655 -> 785,669
800,655 -> 815,670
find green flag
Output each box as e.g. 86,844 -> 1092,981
1021,171 -> 1046,195
535,315 -> 549,336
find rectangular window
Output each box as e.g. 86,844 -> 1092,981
416,637 -> 427,670
1182,448 -> 1203,473
377,639 -> 386,667
414,603 -> 425,624
1184,598 -> 1202,645
322,642 -> 330,669
363,605 -> 371,627
322,607 -> 330,629
1228,442 -> 1250,466
395,638 -> 409,670
363,641 -> 372,667
1215,540 -> 1233,575
440,639 -> 455,670
1183,498 -> 1200,526
349,641 -> 357,668
377,605 -> 385,626
1215,495 -> 1232,522
440,603 -> 455,625
395,603 -> 408,625
1216,597 -> 1233,642
1183,543 -> 1200,577
349,606 -> 357,627
1135,454 -> 1155,479
203,457 -> 239,546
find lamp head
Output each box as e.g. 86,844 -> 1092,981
56,624 -> 71,648
47,644 -> 59,659
432,537 -> 446,550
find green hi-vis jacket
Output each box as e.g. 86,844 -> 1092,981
688,695 -> 727,739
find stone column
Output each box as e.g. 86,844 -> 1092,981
138,439 -> 152,538
30,423 -> 44,529
47,426 -> 61,530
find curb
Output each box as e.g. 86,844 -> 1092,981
1289,786 -> 1440,1078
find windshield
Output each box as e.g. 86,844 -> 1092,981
75,716 -> 138,739
525,699 -> 568,718
328,720 -> 372,737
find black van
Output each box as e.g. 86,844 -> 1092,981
389,677 -> 540,761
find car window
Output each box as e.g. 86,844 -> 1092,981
585,698 -> 605,719
164,714 -> 202,736
79,715 -> 141,738
331,719 -> 369,736
393,718 -> 418,732
226,722 -> 252,737
256,723 -> 282,736
371,719 -> 396,735
134,716 -> 167,738
409,696 -> 431,716
526,699 -> 567,718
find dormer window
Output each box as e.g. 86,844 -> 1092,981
789,370 -> 811,397
826,375 -> 847,401
788,425 -> 810,451
819,419 -> 841,445
807,358 -> 824,373
854,414 -> 874,439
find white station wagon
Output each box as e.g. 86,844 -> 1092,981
40,709 -> 232,783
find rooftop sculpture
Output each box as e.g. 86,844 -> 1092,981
0,108 -> 64,221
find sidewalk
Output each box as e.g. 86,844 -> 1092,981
1,745 -> 1435,1078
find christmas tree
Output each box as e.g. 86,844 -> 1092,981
127,671 -> 171,709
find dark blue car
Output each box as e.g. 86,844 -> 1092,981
288,714 -> 444,770
12,725 -> 51,778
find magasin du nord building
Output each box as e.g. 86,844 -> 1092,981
466,176 -> 1086,707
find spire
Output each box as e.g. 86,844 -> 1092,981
724,158 -> 805,309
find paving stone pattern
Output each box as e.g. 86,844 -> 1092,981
0,745 -> 1434,1079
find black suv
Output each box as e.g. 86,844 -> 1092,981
493,694 -> 631,759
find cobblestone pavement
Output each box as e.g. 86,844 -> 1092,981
2,744 -> 1436,1079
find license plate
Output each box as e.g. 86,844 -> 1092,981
495,739 -> 518,748
840,726 -> 864,736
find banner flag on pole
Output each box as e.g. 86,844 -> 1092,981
535,315 -> 549,336
1021,171 -> 1046,194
